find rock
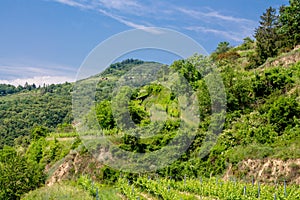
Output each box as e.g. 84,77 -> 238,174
224,158 -> 300,184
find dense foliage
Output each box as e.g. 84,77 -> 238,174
254,7 -> 280,65
1,2 -> 300,198
0,83 -> 37,96
0,146 -> 45,200
253,0 -> 300,65
0,83 -> 73,148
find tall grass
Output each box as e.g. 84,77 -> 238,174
21,183 -> 93,200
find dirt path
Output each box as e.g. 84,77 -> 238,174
46,135 -> 101,141
178,191 -> 218,200
117,193 -> 128,200
140,192 -> 157,200
46,137 -> 76,141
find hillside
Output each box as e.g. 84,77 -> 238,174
0,82 -> 73,148
0,49 -> 300,199
0,48 -> 300,198
0,59 -> 156,148
1,2 -> 300,197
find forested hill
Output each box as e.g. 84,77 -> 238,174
0,83 -> 38,96
0,82 -> 73,148
0,59 -> 151,148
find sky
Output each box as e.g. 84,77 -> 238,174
0,0 -> 289,86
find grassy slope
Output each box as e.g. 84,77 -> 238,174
43,50 -> 300,178
21,183 -> 94,200
6,52 -> 300,198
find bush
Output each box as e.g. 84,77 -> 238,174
266,96 -> 300,132
217,51 -> 241,61
0,146 -> 45,200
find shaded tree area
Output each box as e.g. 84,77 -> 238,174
0,146 -> 45,200
0,124 -> 79,200
254,7 -> 280,65
253,0 -> 300,66
0,82 -> 73,148
278,0 -> 300,50
0,83 -> 37,96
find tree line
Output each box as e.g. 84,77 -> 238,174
254,0 -> 300,65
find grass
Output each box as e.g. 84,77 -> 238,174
21,183 -> 94,200
96,187 -> 123,200
48,132 -> 78,138
225,135 -> 300,164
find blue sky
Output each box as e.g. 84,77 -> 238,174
0,0 -> 288,86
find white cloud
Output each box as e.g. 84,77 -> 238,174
50,0 -> 256,42
97,0 -> 142,11
52,0 -> 158,33
185,26 -> 243,42
0,59 -> 77,86
0,63 -> 76,78
0,76 -> 75,86
96,8 -> 162,34
176,7 -> 256,41
176,7 -> 255,24
52,0 -> 92,9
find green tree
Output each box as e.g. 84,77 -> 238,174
278,0 -> 300,49
253,67 -> 293,97
31,126 -> 49,140
267,96 -> 300,133
0,146 -> 45,200
254,7 -> 280,64
170,59 -> 202,85
95,100 -> 116,129
215,41 -> 232,54
128,100 -> 150,125
26,138 -> 46,164
239,37 -> 255,50
211,41 -> 233,61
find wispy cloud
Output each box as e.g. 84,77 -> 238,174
0,76 -> 75,86
52,0 -> 161,33
175,6 -> 256,41
97,0 -> 142,11
53,0 -> 92,9
185,26 -> 243,42
0,59 -> 77,86
0,63 -> 76,86
95,8 -> 163,34
176,7 -> 254,24
50,0 -> 256,42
